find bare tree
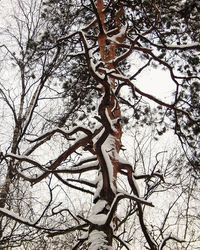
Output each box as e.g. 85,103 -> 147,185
0,0 -> 77,246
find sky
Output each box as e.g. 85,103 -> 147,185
135,66 -> 175,102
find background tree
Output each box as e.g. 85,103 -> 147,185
0,0 -> 79,247
0,0 -> 199,249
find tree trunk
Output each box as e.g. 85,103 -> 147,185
87,1 -> 124,248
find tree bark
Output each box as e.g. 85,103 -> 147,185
87,1 -> 124,248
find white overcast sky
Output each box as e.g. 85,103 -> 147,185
0,0 -> 175,102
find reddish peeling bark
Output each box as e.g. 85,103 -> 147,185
88,0 -> 125,248
97,0 -> 123,184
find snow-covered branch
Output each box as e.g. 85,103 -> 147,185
106,193 -> 154,226
29,126 -> 93,143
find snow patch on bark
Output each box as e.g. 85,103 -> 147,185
88,230 -> 113,250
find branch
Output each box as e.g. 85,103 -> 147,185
89,0 -> 104,35
19,46 -> 62,141
6,153 -> 47,172
54,163 -> 99,174
54,173 -> 94,195
72,238 -> 87,250
0,86 -> 18,123
113,235 -> 131,250
106,193 -> 154,226
119,160 -> 157,250
47,223 -> 88,237
108,70 -> 199,123
0,207 -> 72,232
7,135 -> 92,184
31,135 -> 91,184
66,178 -> 96,188
159,235 -> 185,250
28,126 -> 93,143
138,34 -> 200,50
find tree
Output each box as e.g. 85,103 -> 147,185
0,0 -> 76,246
0,0 -> 199,249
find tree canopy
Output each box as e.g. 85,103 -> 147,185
0,0 -> 199,249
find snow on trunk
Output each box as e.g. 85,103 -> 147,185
87,0 -> 124,248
